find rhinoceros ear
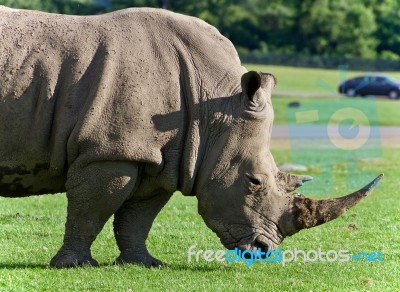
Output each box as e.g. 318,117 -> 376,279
241,71 -> 261,101
260,72 -> 277,89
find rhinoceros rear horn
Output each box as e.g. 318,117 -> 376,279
291,174 -> 383,233
277,171 -> 313,192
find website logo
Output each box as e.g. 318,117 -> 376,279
188,245 -> 384,267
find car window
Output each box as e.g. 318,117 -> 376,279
376,77 -> 386,83
362,76 -> 375,84
352,77 -> 363,83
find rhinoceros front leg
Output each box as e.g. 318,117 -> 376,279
113,192 -> 172,267
50,161 -> 138,268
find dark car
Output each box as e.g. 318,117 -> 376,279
338,74 -> 400,99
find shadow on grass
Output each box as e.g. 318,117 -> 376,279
164,263 -> 231,271
0,262 -> 230,271
0,263 -> 49,269
96,261 -> 226,271
0,262 -> 116,270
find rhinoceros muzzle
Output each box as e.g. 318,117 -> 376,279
215,216 -> 284,253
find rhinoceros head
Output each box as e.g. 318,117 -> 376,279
195,71 -> 383,253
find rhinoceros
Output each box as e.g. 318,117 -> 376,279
0,6 -> 382,268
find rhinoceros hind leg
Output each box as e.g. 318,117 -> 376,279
113,193 -> 172,268
50,161 -> 138,268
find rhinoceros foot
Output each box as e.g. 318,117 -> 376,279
50,249 -> 99,268
115,251 -> 165,268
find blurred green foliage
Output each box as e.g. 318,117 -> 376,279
2,0 -> 400,60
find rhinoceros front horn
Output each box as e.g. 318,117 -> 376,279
284,174 -> 383,235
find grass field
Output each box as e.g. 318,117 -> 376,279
246,64 -> 400,126
246,64 -> 400,93
0,65 -> 399,291
0,147 -> 398,291
271,96 -> 400,126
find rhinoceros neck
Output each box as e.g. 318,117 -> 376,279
177,57 -> 245,195
175,50 -> 204,196
170,28 -> 246,195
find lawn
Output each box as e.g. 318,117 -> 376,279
246,64 -> 400,94
0,146 -> 398,291
271,96 -> 400,126
245,64 -> 400,126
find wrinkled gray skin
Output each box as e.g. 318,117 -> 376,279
0,6 -> 383,268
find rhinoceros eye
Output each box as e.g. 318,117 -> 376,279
246,174 -> 262,186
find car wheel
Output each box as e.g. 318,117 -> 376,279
346,88 -> 356,97
388,90 -> 399,100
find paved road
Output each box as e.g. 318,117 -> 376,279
272,125 -> 400,138
271,125 -> 400,148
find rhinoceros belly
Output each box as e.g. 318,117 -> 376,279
0,164 -> 66,197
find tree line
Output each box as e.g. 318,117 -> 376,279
2,0 -> 400,61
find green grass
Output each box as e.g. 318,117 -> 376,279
271,96 -> 400,126
0,148 -> 398,291
243,65 -> 400,126
245,64 -> 400,93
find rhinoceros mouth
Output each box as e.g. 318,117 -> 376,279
228,231 -> 281,254
254,234 -> 276,252
207,218 -> 283,253
238,234 -> 279,254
